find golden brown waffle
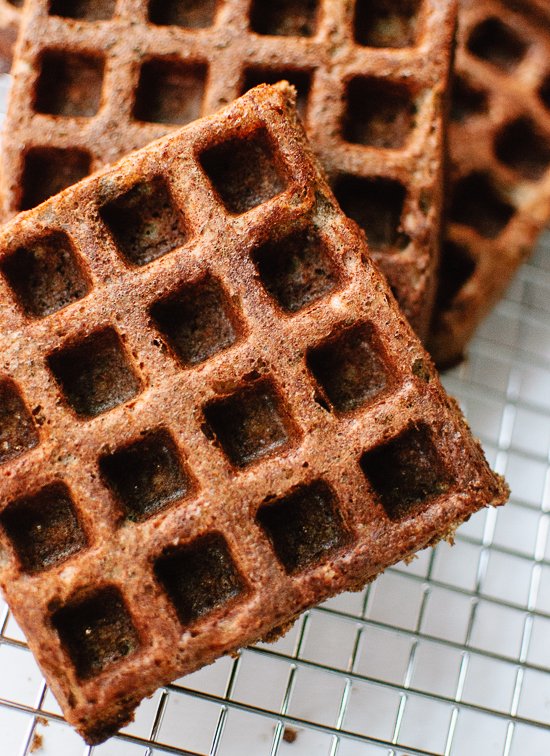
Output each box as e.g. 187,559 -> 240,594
0,0 -> 19,73
430,0 -> 550,367
0,0 -> 457,340
0,83 -> 507,744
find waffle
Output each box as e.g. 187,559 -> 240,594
430,0 -> 550,366
0,83 -> 507,744
0,0 -> 19,73
0,0 -> 458,341
528,0 -> 550,24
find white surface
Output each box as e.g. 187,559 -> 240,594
1,71 -> 550,754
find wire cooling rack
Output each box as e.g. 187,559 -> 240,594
1,75 -> 550,756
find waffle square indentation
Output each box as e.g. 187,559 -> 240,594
52,587 -> 140,679
49,0 -> 116,20
35,50 -> 104,118
360,425 -> 454,520
354,0 -> 422,48
148,0 -> 218,28
155,533 -> 245,626
540,74 -> 550,111
0,378 -> 39,465
307,322 -> 391,414
250,0 -> 319,37
100,176 -> 188,267
252,225 -> 340,313
436,242 -> 476,312
48,328 -> 141,418
200,128 -> 288,214
0,483 -> 87,573
20,147 -> 92,212
467,17 -> 528,72
150,275 -> 241,367
133,58 -> 207,126
333,176 -> 410,253
451,76 -> 489,124
256,480 -> 350,573
495,116 -> 550,182
100,429 -> 193,523
343,77 -> 416,149
203,378 -> 296,468
451,172 -> 515,240
1,230 -> 90,319
242,68 -> 312,120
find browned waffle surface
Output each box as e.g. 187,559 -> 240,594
430,0 -> 550,367
528,0 -> 550,24
0,0 -> 19,73
0,0 -> 457,340
0,83 -> 507,744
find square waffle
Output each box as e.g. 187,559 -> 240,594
430,0 -> 550,366
0,0 -> 458,340
0,83 -> 507,744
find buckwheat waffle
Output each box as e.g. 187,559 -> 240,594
0,0 -> 458,340
0,83 -> 507,744
0,0 -> 19,73
430,0 -> 550,367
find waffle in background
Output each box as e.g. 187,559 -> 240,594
0,83 -> 507,743
529,0 -> 550,25
430,0 -> 550,367
0,0 -> 19,74
0,0 -> 457,341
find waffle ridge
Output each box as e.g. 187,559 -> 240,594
0,84 -> 507,744
430,0 -> 550,366
0,0 -> 457,340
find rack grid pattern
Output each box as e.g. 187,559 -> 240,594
1,80 -> 550,756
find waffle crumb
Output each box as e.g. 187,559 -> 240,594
283,727 -> 298,744
30,735 -> 43,753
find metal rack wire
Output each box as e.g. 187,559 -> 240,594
1,76 -> 550,755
